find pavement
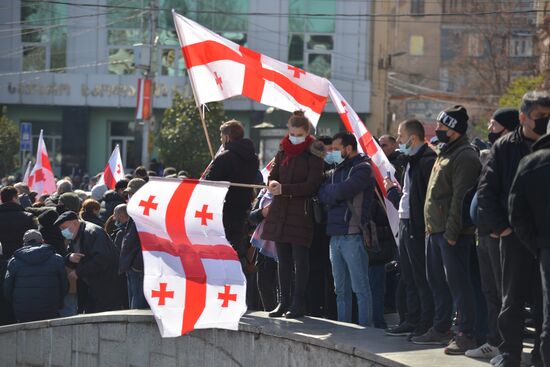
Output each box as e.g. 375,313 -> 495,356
243,311 -> 537,367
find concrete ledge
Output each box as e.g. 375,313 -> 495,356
0,310 -> 488,367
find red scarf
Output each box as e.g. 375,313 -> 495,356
280,134 -> 314,166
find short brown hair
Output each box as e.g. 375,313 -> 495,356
220,120 -> 244,141
80,198 -> 100,216
288,110 -> 311,133
400,119 -> 425,141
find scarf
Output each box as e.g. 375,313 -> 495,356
280,134 -> 314,166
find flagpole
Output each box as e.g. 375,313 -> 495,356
199,105 -> 215,159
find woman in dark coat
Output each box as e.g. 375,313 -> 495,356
262,111 -> 325,318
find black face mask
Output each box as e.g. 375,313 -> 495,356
488,130 -> 504,144
533,116 -> 550,136
435,130 -> 450,144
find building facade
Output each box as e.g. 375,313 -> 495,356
0,0 -> 374,176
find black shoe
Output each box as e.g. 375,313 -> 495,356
407,325 -> 430,341
284,310 -> 304,319
268,304 -> 288,318
385,322 -> 417,336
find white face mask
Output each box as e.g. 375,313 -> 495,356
289,135 -> 306,145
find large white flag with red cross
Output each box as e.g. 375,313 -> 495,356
173,11 -> 329,126
328,83 -> 399,239
95,145 -> 125,190
28,130 -> 56,196
127,178 -> 247,337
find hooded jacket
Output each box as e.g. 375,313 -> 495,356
508,133 -> 550,255
100,190 -> 125,222
206,138 -> 259,251
38,209 -> 66,256
318,154 -> 375,236
3,244 -> 68,322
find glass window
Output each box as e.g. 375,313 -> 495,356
108,49 -> 136,75
509,35 -> 533,57
288,34 -> 305,68
307,35 -> 333,51
21,3 -> 67,73
289,0 -> 336,33
411,0 -> 425,15
468,34 -> 483,57
161,48 -> 177,76
409,35 -> 424,56
307,54 -> 331,78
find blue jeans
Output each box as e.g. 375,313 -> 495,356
59,294 -> 78,317
127,269 -> 148,309
330,234 -> 373,326
369,265 -> 387,329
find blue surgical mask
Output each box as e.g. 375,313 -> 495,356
288,135 -> 306,145
61,228 -> 73,240
324,151 -> 340,165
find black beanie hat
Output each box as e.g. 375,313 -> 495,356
492,108 -> 519,132
437,105 -> 469,134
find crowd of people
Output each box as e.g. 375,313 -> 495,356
0,91 -> 549,367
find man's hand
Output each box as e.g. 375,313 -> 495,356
383,177 -> 399,193
447,239 -> 457,246
500,228 -> 513,237
268,180 -> 282,196
68,270 -> 78,282
69,253 -> 85,264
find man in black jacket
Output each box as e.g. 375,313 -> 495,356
54,211 -> 122,313
385,119 -> 436,339
0,186 -> 37,260
3,230 -> 68,322
206,120 -> 259,269
466,108 -> 519,360
478,91 -> 550,367
509,123 -> 550,366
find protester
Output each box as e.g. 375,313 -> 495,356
111,204 -> 130,310
0,243 -> 15,325
3,230 -> 68,322
79,198 -> 104,227
467,108 -> 520,360
508,119 -> 550,367
262,111 -> 324,319
0,186 -> 37,260
38,209 -> 66,256
206,120 -> 260,271
99,179 -> 128,222
120,179 -> 148,309
379,134 -> 406,184
134,166 -> 149,182
386,119 -> 436,339
480,91 -> 550,367
55,211 -> 122,313
306,135 -> 337,320
414,105 -> 481,355
318,132 -> 374,326
14,182 -> 32,208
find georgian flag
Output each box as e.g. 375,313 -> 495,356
173,11 -> 329,127
22,161 -> 32,186
328,83 -> 400,240
28,130 -> 56,196
127,178 -> 247,337
95,145 -> 125,190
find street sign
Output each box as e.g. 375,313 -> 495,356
20,122 -> 32,151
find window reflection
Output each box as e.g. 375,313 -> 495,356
108,49 -> 135,75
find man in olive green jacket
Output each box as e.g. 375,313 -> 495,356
411,105 -> 481,356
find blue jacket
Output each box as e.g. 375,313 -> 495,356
318,154 -> 375,236
3,244 -> 68,322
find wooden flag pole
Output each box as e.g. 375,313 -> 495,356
199,106 -> 215,159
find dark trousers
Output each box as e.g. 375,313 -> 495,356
369,264 -> 387,328
498,233 -> 542,363
477,235 -> 502,347
540,248 -> 550,366
399,219 -> 434,329
256,253 -> 278,311
276,242 -> 309,312
427,233 -> 476,334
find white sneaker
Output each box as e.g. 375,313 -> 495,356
465,342 -> 499,359
490,353 -> 503,366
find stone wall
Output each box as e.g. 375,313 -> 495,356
0,311 -> 401,367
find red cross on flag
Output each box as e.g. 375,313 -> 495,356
173,11 -> 329,126
127,177 -> 247,337
94,145 -> 125,190
328,83 -> 400,240
28,130 -> 56,196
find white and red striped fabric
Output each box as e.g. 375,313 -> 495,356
260,158 -> 275,185
173,11 -> 329,127
95,145 -> 125,190
127,178 -> 247,337
22,161 -> 32,186
328,83 -> 399,239
28,130 -> 56,196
